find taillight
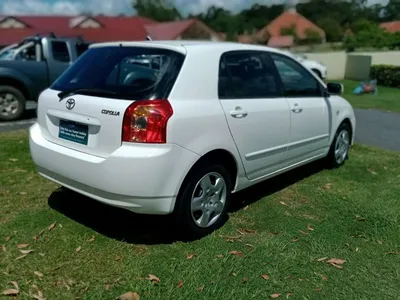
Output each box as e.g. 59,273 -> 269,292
122,99 -> 173,143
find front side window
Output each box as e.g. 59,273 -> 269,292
219,51 -> 280,99
51,46 -> 185,100
15,44 -> 36,61
0,49 -> 16,60
271,53 -> 322,97
51,41 -> 71,62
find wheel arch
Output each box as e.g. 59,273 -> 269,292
174,148 -> 239,210
0,76 -> 30,101
340,117 -> 353,141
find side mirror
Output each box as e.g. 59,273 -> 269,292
327,82 -> 343,95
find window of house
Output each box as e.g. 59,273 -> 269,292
51,41 -> 71,62
271,53 -> 322,97
219,51 -> 281,99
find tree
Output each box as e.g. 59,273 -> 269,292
304,28 -> 323,44
280,25 -> 297,37
317,17 -> 343,42
240,4 -> 284,31
132,0 -> 182,22
344,21 -> 398,51
383,0 -> 400,21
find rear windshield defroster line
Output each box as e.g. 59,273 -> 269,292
51,46 -> 185,101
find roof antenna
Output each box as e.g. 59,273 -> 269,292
146,35 -> 152,41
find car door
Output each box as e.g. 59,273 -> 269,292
218,50 -> 291,181
270,53 -> 330,164
12,42 -> 48,101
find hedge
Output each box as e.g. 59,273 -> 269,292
370,65 -> 400,88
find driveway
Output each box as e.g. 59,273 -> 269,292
354,108 -> 400,152
1,108 -> 400,152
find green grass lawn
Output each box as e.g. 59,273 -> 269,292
340,80 -> 400,113
2,131 -> 400,299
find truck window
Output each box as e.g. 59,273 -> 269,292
76,43 -> 89,57
51,41 -> 70,62
15,44 -> 36,61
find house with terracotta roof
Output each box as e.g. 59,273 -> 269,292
254,7 -> 326,48
380,21 -> 400,33
0,15 -> 222,48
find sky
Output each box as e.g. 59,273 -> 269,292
0,0 -> 389,16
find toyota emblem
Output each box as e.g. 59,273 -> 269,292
66,98 -> 75,110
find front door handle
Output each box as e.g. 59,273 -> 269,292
291,103 -> 303,113
230,106 -> 248,119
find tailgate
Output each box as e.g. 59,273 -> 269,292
36,45 -> 185,157
37,89 -> 132,158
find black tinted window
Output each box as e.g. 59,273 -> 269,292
76,43 -> 89,57
219,51 -> 280,99
271,53 -> 322,97
51,41 -> 70,62
51,46 -> 185,100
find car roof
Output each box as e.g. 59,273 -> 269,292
89,40 -> 287,56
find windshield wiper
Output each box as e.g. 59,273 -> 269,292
58,88 -> 118,101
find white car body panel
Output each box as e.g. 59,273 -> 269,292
29,40 -> 356,215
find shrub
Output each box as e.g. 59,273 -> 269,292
370,65 -> 400,88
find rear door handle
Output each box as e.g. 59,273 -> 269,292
230,107 -> 248,119
291,103 -> 303,113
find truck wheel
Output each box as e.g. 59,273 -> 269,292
174,163 -> 232,240
0,85 -> 26,121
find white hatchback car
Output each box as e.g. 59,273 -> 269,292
29,41 -> 356,238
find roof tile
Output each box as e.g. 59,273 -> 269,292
257,11 -> 325,40
380,21 -> 400,33
0,15 -> 217,46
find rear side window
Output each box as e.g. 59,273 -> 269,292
219,51 -> 281,99
51,46 -> 185,100
51,41 -> 70,62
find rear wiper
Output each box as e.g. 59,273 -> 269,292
58,88 -> 118,101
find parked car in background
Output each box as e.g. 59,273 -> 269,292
283,50 -> 327,80
0,34 -> 90,121
29,41 -> 355,238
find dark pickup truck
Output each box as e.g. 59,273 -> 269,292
0,35 -> 90,121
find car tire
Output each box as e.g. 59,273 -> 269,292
174,163 -> 232,239
326,122 -> 351,169
0,85 -> 26,122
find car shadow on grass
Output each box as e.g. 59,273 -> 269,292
48,160 -> 325,245
229,160 -> 325,212
48,188 -> 178,245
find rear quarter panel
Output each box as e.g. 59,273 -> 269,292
166,46 -> 246,191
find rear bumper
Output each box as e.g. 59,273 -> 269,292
29,123 -> 200,215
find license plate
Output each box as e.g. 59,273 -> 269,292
58,119 -> 89,145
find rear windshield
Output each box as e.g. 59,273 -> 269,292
51,46 -> 185,100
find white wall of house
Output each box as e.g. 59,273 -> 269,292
79,19 -> 101,28
305,51 -> 347,79
0,18 -> 26,28
304,51 -> 400,80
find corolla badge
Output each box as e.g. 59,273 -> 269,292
66,98 -> 76,110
